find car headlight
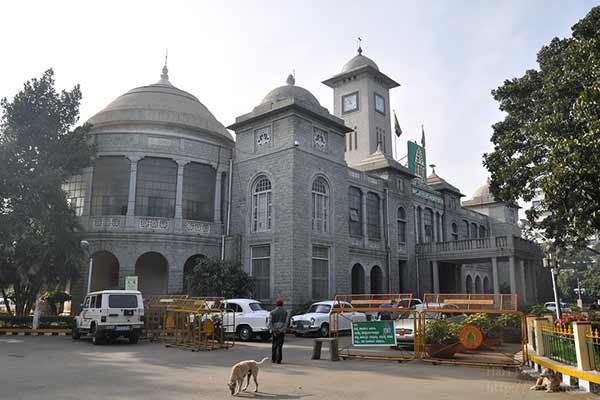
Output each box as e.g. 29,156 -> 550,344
310,317 -> 315,326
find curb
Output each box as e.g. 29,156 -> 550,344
0,331 -> 69,336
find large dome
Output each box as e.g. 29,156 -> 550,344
88,66 -> 233,142
261,74 -> 321,108
471,180 -> 496,203
341,49 -> 379,73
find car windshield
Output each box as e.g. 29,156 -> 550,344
108,294 -> 138,308
249,303 -> 265,311
307,304 -> 331,313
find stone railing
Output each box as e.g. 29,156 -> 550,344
416,235 -> 543,260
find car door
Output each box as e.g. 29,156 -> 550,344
80,296 -> 91,329
224,302 -> 242,333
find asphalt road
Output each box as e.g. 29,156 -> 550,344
0,335 -> 592,400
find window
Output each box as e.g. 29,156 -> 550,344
312,246 -> 329,300
471,223 -> 478,239
479,225 -> 486,238
349,187 -> 363,236
108,295 -> 137,308
435,213 -> 441,242
366,192 -> 381,240
91,156 -> 130,216
374,93 -> 385,115
251,245 -> 271,299
62,174 -> 86,216
226,303 -> 242,313
252,176 -> 272,232
83,297 -> 90,309
312,177 -> 329,233
397,179 -> 404,193
248,303 -> 265,311
397,207 -> 406,244
89,296 -> 97,309
135,157 -> 177,217
183,162 -> 216,221
424,208 -> 433,243
451,223 -> 458,241
463,220 -> 470,239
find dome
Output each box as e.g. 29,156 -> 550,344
88,66 -> 233,142
470,180 -> 497,204
341,48 -> 379,73
261,74 -> 321,108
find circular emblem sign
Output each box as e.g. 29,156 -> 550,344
459,324 -> 484,350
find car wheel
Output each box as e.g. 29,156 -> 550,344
91,325 -> 104,345
238,326 -> 253,342
129,332 -> 139,344
72,324 -> 81,340
320,323 -> 329,337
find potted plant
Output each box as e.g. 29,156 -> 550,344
424,319 -> 460,358
496,313 -> 522,343
462,313 -> 501,347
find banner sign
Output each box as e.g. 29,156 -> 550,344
407,141 -> 427,180
352,321 -> 397,346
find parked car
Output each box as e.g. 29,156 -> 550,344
544,301 -> 571,313
223,299 -> 271,341
72,290 -> 144,345
290,300 -> 367,337
366,298 -> 423,321
394,303 -> 465,345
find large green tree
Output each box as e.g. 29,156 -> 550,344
0,69 -> 94,316
187,258 -> 254,299
484,7 -> 600,249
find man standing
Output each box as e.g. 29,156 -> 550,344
269,298 -> 288,364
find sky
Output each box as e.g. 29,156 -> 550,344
0,0 -> 596,207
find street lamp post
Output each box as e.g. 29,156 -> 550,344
80,240 -> 93,294
544,247 -> 562,321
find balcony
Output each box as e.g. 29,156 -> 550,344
416,236 -> 542,261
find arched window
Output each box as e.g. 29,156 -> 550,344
463,220 -> 470,239
366,192 -> 381,240
471,222 -> 478,239
483,276 -> 490,294
466,275 -> 473,294
479,225 -> 486,238
397,207 -> 406,244
475,276 -> 482,293
451,223 -> 458,240
252,176 -> 272,232
424,208 -> 434,243
311,177 -> 329,233
349,187 -> 362,236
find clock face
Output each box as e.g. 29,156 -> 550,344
313,128 -> 327,151
342,92 -> 358,113
255,127 -> 271,147
375,93 -> 385,114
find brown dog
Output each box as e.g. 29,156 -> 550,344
227,357 -> 269,396
530,368 -> 561,392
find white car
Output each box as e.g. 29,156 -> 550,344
73,290 -> 144,345
544,301 -> 571,313
290,300 -> 367,337
223,299 -> 271,341
393,303 -> 465,344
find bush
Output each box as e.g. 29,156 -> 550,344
40,291 -> 72,316
0,315 -> 73,329
463,313 -> 493,334
496,313 -> 521,328
425,319 -> 460,345
528,304 -> 549,316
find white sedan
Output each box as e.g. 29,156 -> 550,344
223,299 -> 271,341
290,300 -> 367,337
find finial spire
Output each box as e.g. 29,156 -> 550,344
357,37 -> 363,55
429,164 -> 436,174
160,49 -> 169,82
286,73 -> 295,86
421,124 -> 426,148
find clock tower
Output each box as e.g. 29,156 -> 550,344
323,47 -> 400,167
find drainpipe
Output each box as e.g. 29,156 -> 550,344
385,188 -> 392,292
220,158 -> 234,260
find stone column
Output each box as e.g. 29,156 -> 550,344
432,260 -> 439,293
361,189 -> 368,246
573,321 -> 592,371
126,155 -> 141,227
433,212 -> 438,243
492,257 -> 500,294
509,256 -> 517,295
414,207 -> 419,244
214,168 -> 223,227
82,164 -> 94,216
175,159 -> 188,231
520,259 -> 527,304
533,318 -> 549,356
420,208 -> 426,244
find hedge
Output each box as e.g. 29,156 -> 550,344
0,315 -> 73,329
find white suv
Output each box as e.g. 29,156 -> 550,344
73,290 -> 144,345
223,299 -> 270,341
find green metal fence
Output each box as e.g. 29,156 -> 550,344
586,328 -> 600,371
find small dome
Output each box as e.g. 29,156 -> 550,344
261,74 -> 321,107
88,66 -> 233,142
471,181 -> 495,203
341,52 -> 379,73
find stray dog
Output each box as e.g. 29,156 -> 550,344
227,357 -> 269,396
530,368 -> 562,392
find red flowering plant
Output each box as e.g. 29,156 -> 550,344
555,313 -> 589,328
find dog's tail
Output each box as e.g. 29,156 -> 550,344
256,357 -> 269,365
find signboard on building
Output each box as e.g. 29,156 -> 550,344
351,321 -> 397,346
125,276 -> 138,291
407,141 -> 427,180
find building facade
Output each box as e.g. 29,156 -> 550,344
69,50 -> 548,310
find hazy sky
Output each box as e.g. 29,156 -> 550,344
0,1 -> 596,203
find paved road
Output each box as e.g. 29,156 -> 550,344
0,335 -> 591,399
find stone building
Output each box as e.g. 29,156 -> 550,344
68,49 -> 547,310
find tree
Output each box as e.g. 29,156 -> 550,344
0,69 -> 94,316
484,6 -> 600,249
187,258 -> 254,299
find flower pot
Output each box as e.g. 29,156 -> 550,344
425,343 -> 457,358
483,337 -> 502,347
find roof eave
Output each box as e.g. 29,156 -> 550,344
322,65 -> 400,89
